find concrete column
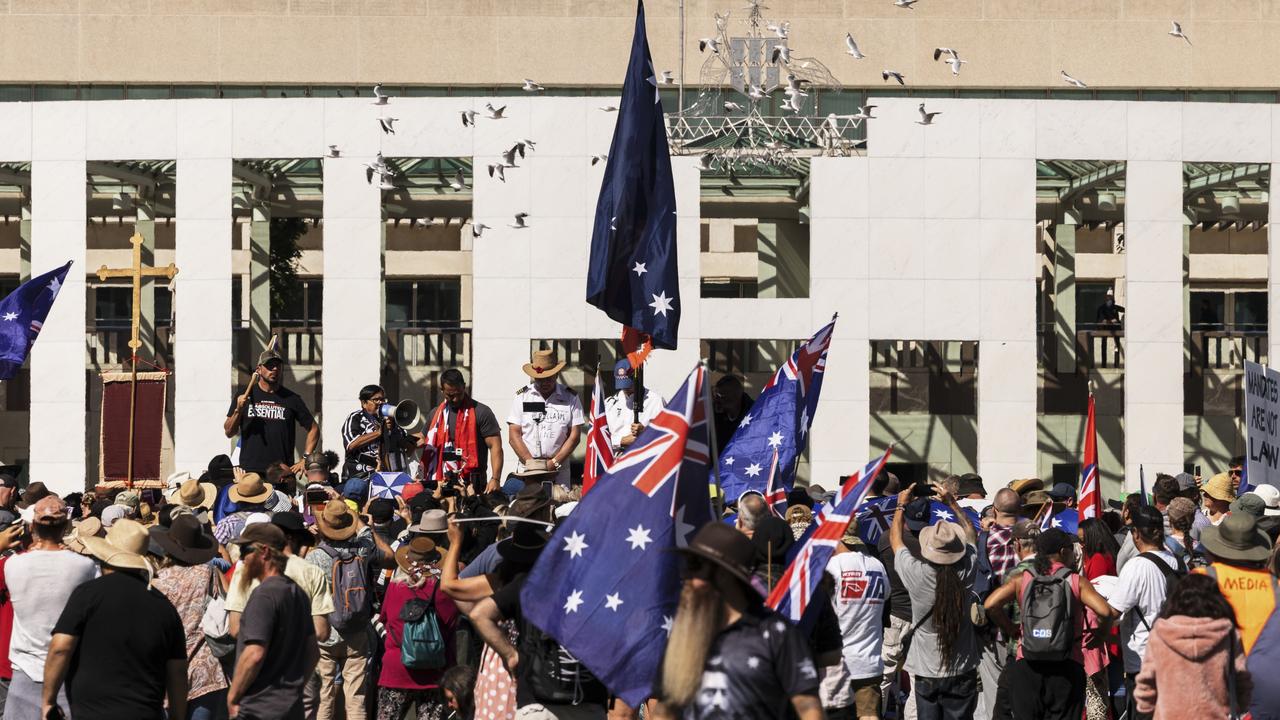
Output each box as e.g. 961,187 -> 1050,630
1124,161 -> 1185,485
757,219 -> 809,299
29,160 -> 87,494
18,199 -> 30,282
1269,167 -> 1280,369
1053,213 -> 1078,373
249,204 -> 271,354
135,200 -> 156,358
174,159 -> 233,473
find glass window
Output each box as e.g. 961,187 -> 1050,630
1191,290 -> 1226,330
174,85 -> 218,99
231,276 -> 243,327
1233,291 -> 1267,332
386,282 -> 413,327
33,86 -> 77,101
1234,91 -> 1277,104
1076,282 -> 1118,330
701,278 -> 758,298
83,85 -> 126,101
125,86 -> 171,100
155,287 -> 173,328
272,279 -> 322,328
94,287 -> 131,328
0,86 -> 32,102
385,278 -> 462,328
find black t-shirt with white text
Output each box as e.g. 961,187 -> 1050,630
52,572 -> 186,720
228,385 -> 315,472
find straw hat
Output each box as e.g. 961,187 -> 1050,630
81,519 -> 153,572
167,477 -> 217,510
522,348 -> 565,380
919,521 -> 968,565
66,517 -> 104,555
394,536 -> 442,575
228,473 -> 274,504
315,499 -> 358,541
1202,473 -> 1236,503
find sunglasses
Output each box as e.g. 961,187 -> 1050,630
260,362 -> 282,371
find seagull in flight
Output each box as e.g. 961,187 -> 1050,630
1169,20 -> 1191,45
747,84 -> 765,102
1061,70 -> 1088,88
916,102 -> 941,125
461,110 -> 477,127
699,37 -> 723,54
599,105 -> 619,112
845,32 -> 866,59
523,78 -> 545,92
363,153 -> 388,185
883,69 -> 906,85
767,22 -> 789,39
448,169 -> 466,191
484,103 -> 507,119
590,154 -> 608,166
785,74 -> 809,96
724,101 -> 745,113
935,48 -> 967,75
770,44 -> 792,65
378,115 -> 398,134
471,222 -> 490,239
933,47 -> 959,61
510,212 -> 529,229
658,70 -> 675,84
698,152 -> 716,171
487,163 -> 506,182
852,104 -> 878,120
894,0 -> 917,8
326,145 -> 340,158
501,145 -> 522,168
371,83 -> 389,105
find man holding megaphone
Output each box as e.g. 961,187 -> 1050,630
341,384 -> 422,477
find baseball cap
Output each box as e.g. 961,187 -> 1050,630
257,348 -> 283,367
1131,505 -> 1164,529
902,498 -> 933,533
229,522 -> 287,551
613,358 -> 634,390
1047,482 -> 1076,502
1174,472 -> 1198,492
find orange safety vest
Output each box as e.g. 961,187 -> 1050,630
1196,564 -> 1280,654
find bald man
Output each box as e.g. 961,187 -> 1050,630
735,493 -> 769,539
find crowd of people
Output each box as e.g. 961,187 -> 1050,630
0,346 -> 1276,720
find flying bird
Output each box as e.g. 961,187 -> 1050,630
372,84 -> 389,105
724,101 -> 745,113
591,154 -> 608,166
933,47 -> 959,61
659,70 -> 675,84
523,78 -> 545,92
916,102 -> 941,125
449,169 -> 466,191
471,223 -> 490,239
699,37 -> 723,54
883,69 -> 906,85
767,22 -> 790,39
326,145 -> 340,158
1169,20 -> 1191,45
461,110 -> 477,127
501,144 -> 522,167
599,105 -> 619,112
770,44 -> 792,65
698,152 -> 716,171
484,103 -> 507,119
747,84 -> 765,102
363,153 -> 388,185
894,0 -> 917,8
377,172 -> 396,191
487,163 -> 506,182
785,74 -> 809,96
781,96 -> 802,113
1061,70 -> 1087,88
510,212 -> 529,229
845,32 -> 866,59
852,104 -> 877,120
378,116 -> 398,134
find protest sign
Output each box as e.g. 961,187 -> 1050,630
1244,359 -> 1280,489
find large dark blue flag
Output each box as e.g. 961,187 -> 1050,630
0,262 -> 71,380
718,320 -> 835,502
585,0 -> 680,350
520,364 -> 714,706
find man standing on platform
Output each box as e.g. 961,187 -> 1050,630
225,348 -> 320,475
507,349 -> 583,488
604,358 -> 664,456
421,369 -> 503,494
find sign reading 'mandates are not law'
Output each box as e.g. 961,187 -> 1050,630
1245,359 -> 1280,489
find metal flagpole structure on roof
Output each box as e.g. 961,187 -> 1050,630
678,0 -> 685,119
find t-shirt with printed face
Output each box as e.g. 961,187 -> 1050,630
825,550 -> 888,680
227,384 -> 315,472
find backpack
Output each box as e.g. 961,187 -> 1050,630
518,619 -> 606,705
319,544 -> 371,633
1135,551 -> 1187,631
1019,566 -> 1075,661
199,566 -> 236,659
398,584 -> 447,670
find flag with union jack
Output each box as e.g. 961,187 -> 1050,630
763,448 -> 787,516
718,319 -> 836,502
767,447 -> 892,623
520,364 -> 715,706
582,368 -> 615,496
1079,392 -> 1102,520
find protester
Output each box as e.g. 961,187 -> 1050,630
1077,518 -> 1118,579
421,368 -> 504,493
226,512 -> 333,643
889,483 -> 980,720
214,473 -> 277,546
440,665 -> 476,720
224,348 -> 320,475
507,349 -> 583,488
0,496 -> 94,719
0,474 -> 18,527
1114,493 -> 1144,572
983,528 -> 1116,720
1133,573 -> 1252,719
605,358 -> 666,454
341,384 -> 419,477
711,374 -> 754,451
751,514 -> 795,591
1195,512 -> 1277,654
825,526 -> 887,720
1247,605 -> 1280,719
1201,473 -> 1235,525
974,487 -> 1020,720
1164,496 -> 1203,567
44,519 -> 188,720
150,513 -> 229,720
377,536 -> 459,720
651,522 -> 822,719
785,505 -> 813,540
227,524 -> 320,720
877,496 -> 930,720
1151,474 -> 1180,529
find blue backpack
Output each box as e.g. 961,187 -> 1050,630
398,584 -> 446,670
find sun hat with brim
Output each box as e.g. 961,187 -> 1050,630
81,519 -> 153,572
496,522 -> 550,566
514,460 -> 558,479
523,348 -> 566,379
1202,473 -> 1236,502
1252,484 -> 1280,516
315,499 -> 359,541
165,471 -> 192,493
1022,490 -> 1052,508
149,514 -> 217,565
168,478 -> 217,510
16,482 -> 51,510
411,509 -> 448,534
1200,513 -> 1273,564
919,521 -> 968,565
114,490 -> 141,510
1230,493 -> 1267,518
66,517 -> 104,555
1009,478 -> 1045,496
674,521 -> 758,588
228,473 -> 274,504
136,503 -> 158,528
394,536 -> 442,575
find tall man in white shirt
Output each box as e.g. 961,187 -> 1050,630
824,528 -> 888,720
604,358 -> 665,456
507,348 -> 584,487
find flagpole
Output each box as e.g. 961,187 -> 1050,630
701,360 -> 724,513
678,0 -> 685,118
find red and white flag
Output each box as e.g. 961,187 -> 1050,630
1078,392 -> 1102,520
581,369 -> 615,496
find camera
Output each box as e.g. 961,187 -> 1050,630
911,482 -> 937,499
442,443 -> 465,462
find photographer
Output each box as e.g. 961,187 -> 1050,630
421,369 -> 504,494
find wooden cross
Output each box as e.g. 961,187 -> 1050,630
95,232 -> 178,486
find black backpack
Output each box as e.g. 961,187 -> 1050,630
1019,567 -> 1075,661
518,619 -> 606,705
1135,551 -> 1187,630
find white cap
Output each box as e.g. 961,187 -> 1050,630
243,512 -> 272,527
1252,483 -> 1280,516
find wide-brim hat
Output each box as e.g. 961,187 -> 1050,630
673,521 -> 757,588
1200,513 -> 1272,563
1009,478 -> 1045,496
168,478 -> 217,510
394,536 -> 442,574
496,522 -> 549,565
315,499 -> 358,541
411,508 -> 448,534
66,517 -> 104,555
228,473 -> 274,504
16,482 -> 50,510
514,459 -> 558,479
149,514 -> 217,565
522,348 -> 566,379
1252,483 -> 1280,516
81,519 -> 152,572
919,521 -> 967,565
1203,473 -> 1236,502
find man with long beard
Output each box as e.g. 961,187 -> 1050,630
652,522 -> 824,720
227,524 -> 319,720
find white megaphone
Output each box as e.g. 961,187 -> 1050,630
378,400 -> 421,430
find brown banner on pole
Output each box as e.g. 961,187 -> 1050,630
100,371 -> 167,486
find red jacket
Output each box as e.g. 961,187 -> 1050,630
1135,615 -> 1252,719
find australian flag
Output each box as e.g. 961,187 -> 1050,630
521,364 -> 714,706
585,0 -> 680,350
0,262 -> 71,380
718,319 -> 835,502
853,496 -> 897,545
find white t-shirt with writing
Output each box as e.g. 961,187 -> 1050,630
1107,549 -> 1176,673
6,549 -> 97,681
825,550 -> 888,680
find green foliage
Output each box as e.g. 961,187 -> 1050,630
269,217 -> 306,319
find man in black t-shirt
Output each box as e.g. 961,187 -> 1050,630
225,348 -> 320,474
44,519 -> 188,720
227,523 -> 319,720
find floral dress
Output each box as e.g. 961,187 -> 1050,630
152,564 -> 228,700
